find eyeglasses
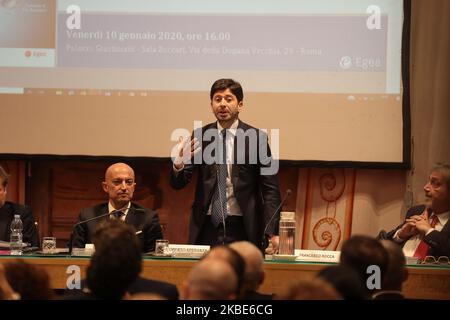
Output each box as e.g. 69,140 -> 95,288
419,256 -> 450,265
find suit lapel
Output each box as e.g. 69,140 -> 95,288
125,205 -> 135,225
96,204 -> 109,221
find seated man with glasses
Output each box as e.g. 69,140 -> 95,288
385,163 -> 450,259
70,162 -> 163,253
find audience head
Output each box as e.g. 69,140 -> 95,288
424,163 -> 450,213
3,260 -> 53,300
339,235 -> 389,294
278,278 -> 342,300
229,241 -> 265,292
182,259 -> 238,300
317,265 -> 369,300
379,240 -> 407,291
87,219 -> 142,299
201,245 -> 245,297
102,162 -> 136,209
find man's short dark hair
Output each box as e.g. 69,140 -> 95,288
340,235 -> 388,293
0,165 -> 9,188
86,220 -> 142,299
210,78 -> 244,102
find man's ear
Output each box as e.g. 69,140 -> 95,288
101,182 -> 108,193
237,101 -> 244,112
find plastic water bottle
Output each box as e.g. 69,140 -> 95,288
10,214 -> 23,255
278,211 -> 296,255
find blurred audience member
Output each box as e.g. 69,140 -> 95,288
277,278 -> 342,300
230,241 -> 273,300
181,258 -> 238,300
372,240 -> 407,300
317,265 -> 369,300
201,245 -> 245,297
340,235 -> 389,295
2,260 -> 53,300
0,263 -> 20,300
86,220 -> 142,299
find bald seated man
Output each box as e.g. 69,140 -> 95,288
230,241 -> 273,300
181,259 -> 238,300
70,163 -> 163,252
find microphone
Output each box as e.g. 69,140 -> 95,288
68,207 -> 145,255
261,189 -> 292,250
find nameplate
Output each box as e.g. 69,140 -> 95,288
169,244 -> 210,258
294,249 -> 340,263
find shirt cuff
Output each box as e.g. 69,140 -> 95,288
425,228 -> 435,236
172,162 -> 184,173
392,229 -> 405,243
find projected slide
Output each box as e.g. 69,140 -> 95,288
0,0 -> 407,164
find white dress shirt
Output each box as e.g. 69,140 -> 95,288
108,202 -> 131,221
208,119 -> 242,217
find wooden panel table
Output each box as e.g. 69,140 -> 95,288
1,255 -> 449,299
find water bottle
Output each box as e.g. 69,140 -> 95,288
10,214 -> 23,255
278,211 -> 296,255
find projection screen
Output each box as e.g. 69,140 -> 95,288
0,0 -> 409,165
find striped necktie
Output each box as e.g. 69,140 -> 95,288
210,129 -> 228,227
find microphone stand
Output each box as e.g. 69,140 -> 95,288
261,189 -> 292,251
68,209 -> 125,256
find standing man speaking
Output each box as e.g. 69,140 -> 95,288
170,79 -> 281,251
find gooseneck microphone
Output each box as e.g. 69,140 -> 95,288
68,207 -> 145,255
261,189 -> 292,250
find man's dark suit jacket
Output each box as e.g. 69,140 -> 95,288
386,205 -> 450,257
170,121 -> 281,249
71,202 -> 163,253
0,201 -> 39,247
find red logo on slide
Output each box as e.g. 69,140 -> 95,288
24,50 -> 32,57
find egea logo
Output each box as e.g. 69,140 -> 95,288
24,50 -> 31,57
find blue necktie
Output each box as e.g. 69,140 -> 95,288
210,129 -> 228,227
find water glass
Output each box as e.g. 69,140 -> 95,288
42,237 -> 56,254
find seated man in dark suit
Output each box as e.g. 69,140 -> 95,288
70,162 -> 163,253
0,165 -> 39,247
384,163 -> 450,258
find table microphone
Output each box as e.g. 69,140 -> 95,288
68,207 -> 145,255
261,189 -> 292,250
